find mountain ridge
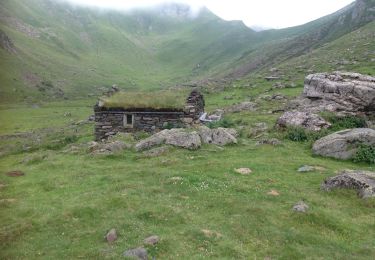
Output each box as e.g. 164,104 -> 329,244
0,0 -> 374,103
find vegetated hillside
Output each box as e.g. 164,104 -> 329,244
224,0 -> 375,78
0,0 -> 374,104
0,0 -> 258,103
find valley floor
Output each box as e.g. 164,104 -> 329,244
1,85 -> 374,259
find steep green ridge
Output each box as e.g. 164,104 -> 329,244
0,0 -> 374,103
0,0 -> 258,102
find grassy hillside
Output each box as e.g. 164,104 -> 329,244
1,0 -> 374,104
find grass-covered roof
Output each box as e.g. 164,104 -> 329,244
99,90 -> 189,110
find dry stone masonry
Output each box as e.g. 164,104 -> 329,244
94,90 -> 204,140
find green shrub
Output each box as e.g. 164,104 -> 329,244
286,127 -> 308,142
208,118 -> 235,129
322,113 -> 366,131
353,145 -> 375,164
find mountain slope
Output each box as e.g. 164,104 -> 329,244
0,0 -> 374,103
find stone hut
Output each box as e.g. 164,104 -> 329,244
94,90 -> 204,140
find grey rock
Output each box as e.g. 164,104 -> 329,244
298,165 -> 316,172
277,111 -> 331,131
312,128 -> 375,160
143,235 -> 160,246
256,138 -> 282,146
292,201 -> 309,212
105,228 -> 117,243
165,130 -> 201,150
198,126 -> 237,146
135,130 -> 170,151
123,247 -> 148,260
136,129 -> 201,151
299,71 -> 375,114
322,170 -> 375,198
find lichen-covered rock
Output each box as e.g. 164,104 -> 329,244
312,128 -> 375,160
123,247 -> 148,260
135,129 -> 201,151
303,72 -> 375,113
198,126 -> 237,145
276,111 -> 331,131
322,170 -> 375,198
165,130 -> 201,150
292,201 -> 309,212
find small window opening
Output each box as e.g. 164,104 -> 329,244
124,114 -> 134,128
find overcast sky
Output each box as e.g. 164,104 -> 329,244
63,0 -> 354,29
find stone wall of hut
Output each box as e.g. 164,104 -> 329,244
94,90 -> 205,140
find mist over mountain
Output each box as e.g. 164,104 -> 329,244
0,0 -> 374,102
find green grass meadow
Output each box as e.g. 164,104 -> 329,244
1,83 -> 374,259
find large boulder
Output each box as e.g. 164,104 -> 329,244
322,170 -> 375,198
302,71 -> 375,114
312,128 -> 375,160
165,130 -> 201,150
277,111 -> 331,131
135,129 -> 201,151
198,126 -> 238,145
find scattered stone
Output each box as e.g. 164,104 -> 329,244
91,140 -> 130,155
225,101 -> 256,113
312,128 -> 375,160
63,112 -> 71,117
292,201 -> 309,212
143,235 -> 160,246
234,168 -> 252,175
276,111 -> 331,131
267,190 -> 280,196
256,138 -> 282,146
265,76 -> 280,81
105,228 -> 117,243
123,247 -> 148,260
298,165 -> 316,172
169,176 -> 183,182
6,170 -> 25,177
322,170 -> 375,198
272,94 -> 286,100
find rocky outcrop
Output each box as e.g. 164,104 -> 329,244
312,128 -> 375,160
276,111 -> 331,131
322,170 -> 375,198
303,72 -> 375,113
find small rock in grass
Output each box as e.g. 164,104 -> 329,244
6,170 -> 25,177
144,235 -> 160,246
267,190 -> 280,196
105,228 -> 117,243
298,165 -> 316,172
123,247 -> 148,260
292,201 -> 309,212
234,168 -> 252,175
298,165 -> 326,172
